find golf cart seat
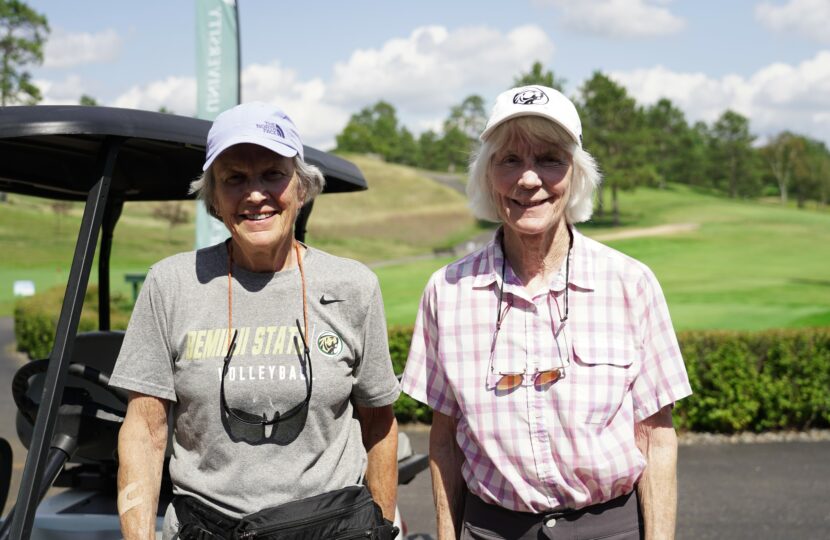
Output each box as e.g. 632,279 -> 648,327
14,331 -> 127,465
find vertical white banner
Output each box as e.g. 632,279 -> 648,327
195,0 -> 239,248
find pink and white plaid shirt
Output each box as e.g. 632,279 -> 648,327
401,227 -> 692,513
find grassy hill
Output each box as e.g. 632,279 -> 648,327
307,154 -> 478,261
0,155 -> 479,316
2,157 -> 828,332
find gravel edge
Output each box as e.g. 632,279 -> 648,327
400,423 -> 830,446
678,429 -> 830,445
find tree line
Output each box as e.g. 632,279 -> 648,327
335,62 -> 830,225
3,1 -> 828,224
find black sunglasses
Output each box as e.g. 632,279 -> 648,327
219,320 -> 313,433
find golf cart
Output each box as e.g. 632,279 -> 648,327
0,106 -> 428,539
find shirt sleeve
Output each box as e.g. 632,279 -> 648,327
351,277 -> 401,408
630,267 -> 692,422
400,273 -> 459,418
109,268 -> 177,402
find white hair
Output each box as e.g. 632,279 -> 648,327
467,116 -> 602,224
189,155 -> 325,220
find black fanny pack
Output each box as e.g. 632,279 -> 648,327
172,485 -> 398,540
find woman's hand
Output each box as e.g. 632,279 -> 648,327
357,404 -> 398,521
117,392 -> 169,540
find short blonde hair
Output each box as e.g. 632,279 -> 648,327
189,155 -> 325,220
467,116 -> 601,224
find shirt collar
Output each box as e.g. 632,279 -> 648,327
471,226 -> 596,293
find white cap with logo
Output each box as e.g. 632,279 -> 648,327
480,85 -> 582,147
203,102 -> 304,170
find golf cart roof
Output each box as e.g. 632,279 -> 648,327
0,105 -> 366,201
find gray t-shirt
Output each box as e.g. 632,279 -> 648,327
110,243 -> 400,518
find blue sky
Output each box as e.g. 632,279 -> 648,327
26,0 -> 830,150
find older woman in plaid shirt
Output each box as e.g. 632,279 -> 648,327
401,85 -> 692,540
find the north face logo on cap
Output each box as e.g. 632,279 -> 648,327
256,121 -> 285,138
513,88 -> 549,105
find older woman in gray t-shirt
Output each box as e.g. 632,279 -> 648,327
110,102 -> 400,539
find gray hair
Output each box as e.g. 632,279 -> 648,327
189,155 -> 326,220
467,116 -> 601,224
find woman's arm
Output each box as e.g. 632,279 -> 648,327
117,392 -> 169,540
635,405 -> 678,540
430,411 -> 466,540
357,404 -> 398,521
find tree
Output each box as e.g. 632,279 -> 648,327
0,0 -> 49,106
79,94 -> 98,106
417,130 -> 442,171
51,200 -> 72,233
644,98 -> 705,189
439,94 -> 486,172
153,201 -> 190,240
760,131 -> 807,204
798,138 -> 830,208
513,61 -> 566,91
392,126 -> 419,167
709,110 -> 759,198
445,94 -> 486,140
439,125 -> 470,173
579,72 -> 652,225
335,101 -> 402,162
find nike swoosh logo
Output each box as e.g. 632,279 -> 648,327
320,295 -> 344,305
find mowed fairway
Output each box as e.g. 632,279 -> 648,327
376,184 -> 830,331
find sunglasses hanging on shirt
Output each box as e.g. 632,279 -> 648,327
490,227 -> 573,392
220,241 -> 313,436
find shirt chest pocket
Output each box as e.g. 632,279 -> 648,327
567,334 -> 638,425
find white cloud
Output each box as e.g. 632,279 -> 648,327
44,28 -> 122,68
68,24 -> 555,149
329,25 -> 554,113
610,50 -> 830,145
111,76 -> 197,115
240,61 -> 346,149
756,0 -> 830,44
33,75 -> 87,104
538,0 -> 684,38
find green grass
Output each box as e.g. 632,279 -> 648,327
308,154 -> 478,261
376,184 -> 830,331
3,166 -> 829,332
0,156 -> 480,315
0,197 -> 194,315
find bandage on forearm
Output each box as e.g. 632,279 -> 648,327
118,481 -> 144,515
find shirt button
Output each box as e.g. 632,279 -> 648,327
545,517 -> 556,528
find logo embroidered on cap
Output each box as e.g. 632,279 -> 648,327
256,121 -> 285,138
513,87 -> 549,105
317,331 -> 343,357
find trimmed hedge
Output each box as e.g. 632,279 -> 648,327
675,329 -> 830,433
388,326 -> 830,433
13,285 -> 131,360
14,293 -> 830,433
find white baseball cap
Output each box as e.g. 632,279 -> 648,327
203,102 -> 304,171
480,85 -> 582,146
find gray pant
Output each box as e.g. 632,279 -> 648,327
461,491 -> 643,540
